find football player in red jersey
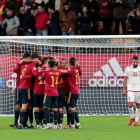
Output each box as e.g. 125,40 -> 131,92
59,57 -> 82,129
56,58 -> 68,129
33,57 -> 49,129
42,60 -> 62,130
18,53 -> 43,129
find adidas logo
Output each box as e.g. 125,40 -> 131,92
88,57 -> 124,87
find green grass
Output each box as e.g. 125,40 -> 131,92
0,116 -> 139,140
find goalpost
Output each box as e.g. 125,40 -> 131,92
0,35 -> 140,116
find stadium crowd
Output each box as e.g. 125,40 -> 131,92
0,0 -> 140,36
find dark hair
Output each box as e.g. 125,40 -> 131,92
42,57 -> 49,65
48,60 -> 56,68
48,6 -> 55,11
63,2 -> 69,6
69,57 -> 76,66
32,6 -> 37,10
133,56 -> 139,60
60,58 -> 67,63
38,56 -> 42,61
48,56 -> 54,61
82,6 -> 87,10
31,53 -> 39,59
37,4 -> 43,8
23,52 -> 31,58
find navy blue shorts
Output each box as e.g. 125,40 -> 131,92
43,95 -> 58,109
15,88 -> 20,105
57,88 -> 64,108
70,94 -> 79,108
33,94 -> 44,107
18,89 -> 30,104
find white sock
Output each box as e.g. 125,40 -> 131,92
135,108 -> 140,122
77,123 -> 80,125
128,107 -> 134,119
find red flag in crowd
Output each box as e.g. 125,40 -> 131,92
0,0 -> 6,21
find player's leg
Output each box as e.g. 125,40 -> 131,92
10,88 -> 21,128
42,95 -> 52,129
52,96 -> 58,129
50,108 -> 54,128
69,94 -> 79,129
65,94 -> 71,129
28,88 -> 33,129
134,92 -> 140,126
127,91 -> 135,126
20,89 -> 30,129
58,88 -> 64,129
33,94 -> 41,129
39,95 -> 45,125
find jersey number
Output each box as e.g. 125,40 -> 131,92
133,72 -> 137,77
39,80 -> 45,84
75,74 -> 79,85
51,76 -> 58,87
22,68 -> 26,76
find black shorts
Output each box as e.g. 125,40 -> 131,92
30,87 -> 34,105
33,94 -> 44,107
70,94 -> 79,108
18,89 -> 30,104
43,95 -> 58,109
64,94 -> 69,107
57,88 -> 64,108
15,88 -> 20,105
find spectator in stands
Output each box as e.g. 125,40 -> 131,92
23,8 -> 36,36
112,0 -> 128,35
128,9 -> 140,34
87,0 -> 99,35
0,7 -> 8,36
59,2 -> 76,53
77,6 -> 92,35
0,9 -> 20,36
48,6 -> 60,35
35,4 -> 50,54
35,4 -> 50,36
99,0 -> 113,34
18,7 -> 27,36
97,20 -> 109,35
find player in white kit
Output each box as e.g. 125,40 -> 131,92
123,56 -> 140,126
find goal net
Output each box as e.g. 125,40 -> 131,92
0,35 -> 140,116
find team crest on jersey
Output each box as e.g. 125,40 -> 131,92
33,67 -> 36,70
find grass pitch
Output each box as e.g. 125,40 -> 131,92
0,116 -> 139,140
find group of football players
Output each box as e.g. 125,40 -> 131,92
10,52 -> 82,129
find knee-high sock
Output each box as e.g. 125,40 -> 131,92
21,109 -> 28,127
50,111 -> 54,124
70,110 -> 75,125
54,110 -> 58,125
44,107 -> 50,124
75,110 -> 79,123
128,107 -> 134,119
14,108 -> 20,124
34,111 -> 40,125
135,108 -> 140,122
67,111 -> 71,125
59,111 -> 63,124
28,109 -> 33,125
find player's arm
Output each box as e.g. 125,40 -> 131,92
13,65 -> 21,73
21,73 -> 34,79
123,68 -> 128,96
76,62 -> 82,76
19,58 -> 33,65
31,66 -> 43,76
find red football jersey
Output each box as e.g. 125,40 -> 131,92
13,62 -> 21,88
18,62 -> 42,89
43,69 -> 61,96
57,66 -> 67,88
67,66 -> 82,94
33,66 -> 47,95
63,75 -> 71,95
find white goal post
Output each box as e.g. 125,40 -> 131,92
0,35 -> 140,116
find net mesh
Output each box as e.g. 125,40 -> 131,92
0,36 -> 140,115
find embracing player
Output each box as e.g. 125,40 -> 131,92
123,56 -> 140,126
